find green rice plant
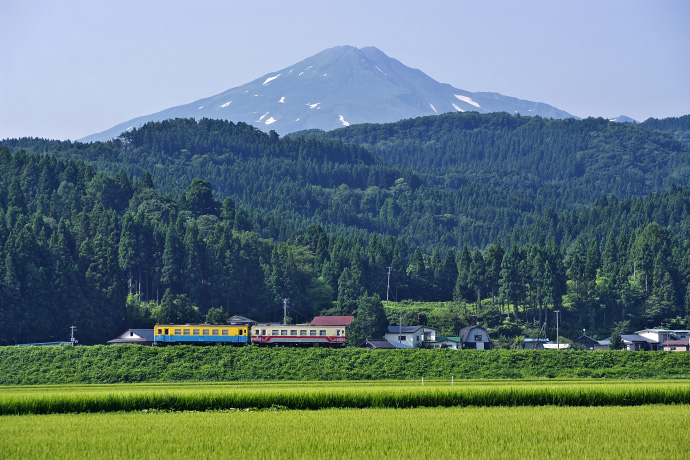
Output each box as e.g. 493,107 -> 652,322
2,380 -> 690,415
1,405 -> 688,459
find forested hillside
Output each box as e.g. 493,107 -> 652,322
2,113 -> 690,345
6,114 -> 690,250
640,114 -> 690,147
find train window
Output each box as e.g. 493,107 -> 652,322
320,330 -> 326,336
271,330 -> 279,335
193,329 -> 200,335
222,330 -> 229,336
183,329 -> 190,335
238,329 -> 244,335
290,330 -> 297,336
300,330 -> 307,336
203,329 -> 210,336
164,329 -> 169,335
281,330 -> 287,336
212,329 -> 219,336
157,329 -> 162,335
336,330 -> 341,336
261,329 -> 266,336
175,329 -> 181,335
310,330 -> 317,336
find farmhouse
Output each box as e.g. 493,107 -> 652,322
384,325 -> 437,348
523,338 -> 550,349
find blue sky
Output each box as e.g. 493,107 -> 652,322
1,0 -> 689,140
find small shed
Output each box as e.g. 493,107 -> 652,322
458,326 -> 492,350
659,340 -> 690,351
107,329 -> 154,346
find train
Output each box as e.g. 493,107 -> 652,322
153,317 -> 351,347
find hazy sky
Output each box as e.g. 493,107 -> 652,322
1,0 -> 689,141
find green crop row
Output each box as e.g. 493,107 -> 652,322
2,346 -> 690,385
2,380 -> 690,415
2,405 -> 688,459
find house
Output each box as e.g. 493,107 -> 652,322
621,334 -> 657,351
523,338 -> 550,350
458,326 -> 493,349
107,329 -> 154,346
621,329 -> 690,351
543,343 -> 570,349
363,339 -> 411,349
574,335 -> 610,351
384,325 -> 437,348
310,316 -> 355,327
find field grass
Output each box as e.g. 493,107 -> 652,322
3,345 -> 690,384
1,405 -> 687,459
2,379 -> 690,414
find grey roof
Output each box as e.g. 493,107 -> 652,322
107,329 -> 154,344
364,339 -> 398,349
386,325 -> 423,334
459,326 -> 490,343
620,334 -> 656,343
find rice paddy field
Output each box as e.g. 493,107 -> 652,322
1,380 -> 689,459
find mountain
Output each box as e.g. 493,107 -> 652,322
609,115 -> 637,123
80,46 -> 575,142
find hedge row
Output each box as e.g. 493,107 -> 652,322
2,346 -> 690,385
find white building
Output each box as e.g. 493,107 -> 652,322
384,326 -> 437,348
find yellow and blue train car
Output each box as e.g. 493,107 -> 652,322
154,324 -> 249,346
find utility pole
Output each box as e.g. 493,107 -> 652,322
282,298 -> 288,325
70,326 -> 78,346
554,310 -> 560,350
386,266 -> 392,302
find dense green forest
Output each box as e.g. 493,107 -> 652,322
6,114 -> 690,250
1,113 -> 690,346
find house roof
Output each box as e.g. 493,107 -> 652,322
310,316 -> 355,326
228,315 -> 257,325
660,340 -> 690,346
434,337 -> 463,343
364,339 -> 398,349
107,329 -> 154,344
386,325 -> 423,334
621,334 -> 657,343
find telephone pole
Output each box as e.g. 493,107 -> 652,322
554,310 -> 560,350
386,266 -> 392,302
70,326 -> 78,346
282,298 -> 288,325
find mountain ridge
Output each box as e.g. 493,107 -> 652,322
80,45 -> 575,142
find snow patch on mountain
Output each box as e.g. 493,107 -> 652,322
454,94 -> 480,108
265,117 -> 277,125
258,112 -> 269,122
339,115 -> 350,127
198,106 -> 204,110
279,97 -> 285,103
219,101 -> 232,108
452,103 -> 464,112
376,66 -> 387,76
307,103 -> 321,109
429,103 -> 438,114
262,74 -> 281,86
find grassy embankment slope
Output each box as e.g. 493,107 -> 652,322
2,346 -> 690,385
